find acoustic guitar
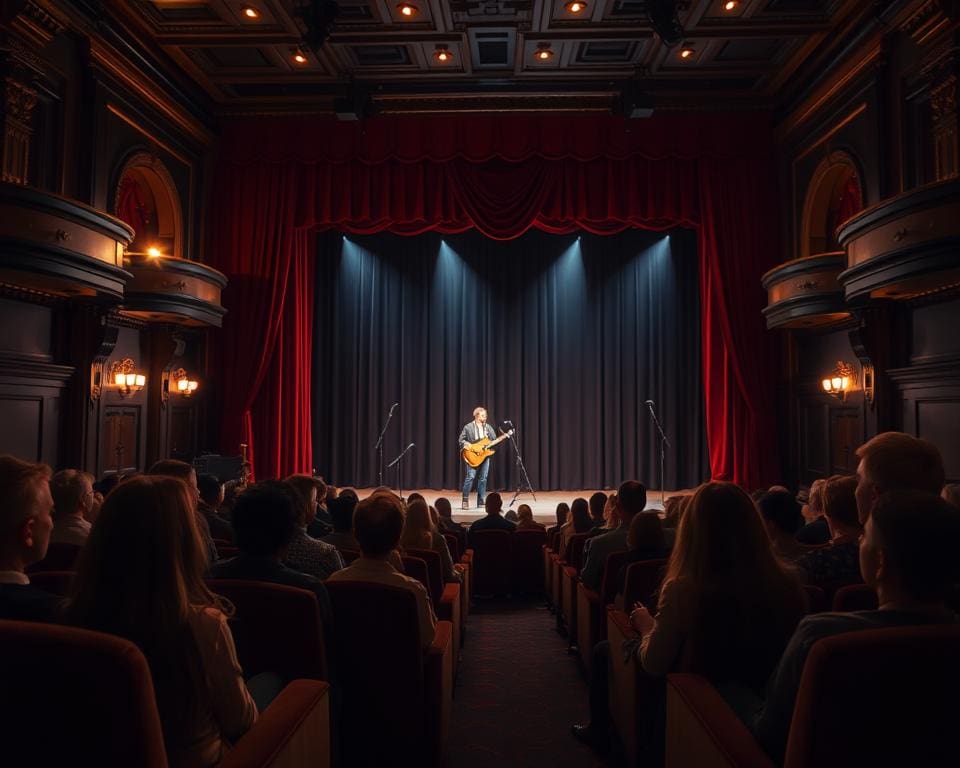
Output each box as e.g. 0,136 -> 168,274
461,429 -> 514,468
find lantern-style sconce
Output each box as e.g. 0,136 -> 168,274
173,367 -> 199,397
821,361 -> 856,402
109,358 -> 146,398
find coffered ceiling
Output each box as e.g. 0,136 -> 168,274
112,0 -> 870,115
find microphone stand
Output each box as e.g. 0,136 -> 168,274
505,422 -> 537,509
374,403 -> 397,487
645,402 -> 670,507
387,442 -> 415,503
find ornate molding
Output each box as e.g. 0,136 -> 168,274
901,0 -> 957,46
3,75 -> 37,123
89,324 -> 119,404
13,0 -> 67,48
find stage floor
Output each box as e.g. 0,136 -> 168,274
352,487 -> 685,523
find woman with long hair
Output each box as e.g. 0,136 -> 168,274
560,497 -> 592,559
400,496 -> 460,583
66,475 -> 256,767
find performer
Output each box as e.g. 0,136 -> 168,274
459,406 -> 497,510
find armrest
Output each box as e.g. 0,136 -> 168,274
607,607 -> 638,641
424,620 -> 454,766
223,680 -> 331,768
579,581 -> 603,607
665,675 -> 773,768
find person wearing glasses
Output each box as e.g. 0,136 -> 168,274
49,469 -> 97,546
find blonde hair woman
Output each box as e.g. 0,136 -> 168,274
400,497 -> 460,583
67,476 -> 257,767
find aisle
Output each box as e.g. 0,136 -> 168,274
447,598 -> 608,767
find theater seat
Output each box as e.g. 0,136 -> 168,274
560,532 -> 594,645
665,625 -> 960,768
405,547 -> 462,668
325,582 -> 453,768
576,549 -> 629,672
511,528 -> 547,595
0,619 -> 331,768
470,529 -> 513,596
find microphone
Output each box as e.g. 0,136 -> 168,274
389,402 -> 398,414
504,419 -> 513,426
645,400 -> 655,406
406,442 -> 415,450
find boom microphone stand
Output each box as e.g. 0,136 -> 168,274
387,442 -> 415,503
504,420 -> 537,509
645,400 -> 670,507
374,402 -> 398,487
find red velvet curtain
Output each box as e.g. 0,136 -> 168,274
208,113 -> 781,487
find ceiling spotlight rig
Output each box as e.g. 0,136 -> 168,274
535,42 -> 554,61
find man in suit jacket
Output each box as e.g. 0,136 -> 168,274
459,406 -> 498,510
0,455 -> 62,622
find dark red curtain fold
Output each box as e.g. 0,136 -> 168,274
209,113 -> 781,487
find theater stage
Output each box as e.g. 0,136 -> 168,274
351,488 -> 685,523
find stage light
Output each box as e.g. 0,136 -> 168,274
535,43 -> 554,61
397,2 -> 418,17
241,6 -> 260,19
434,45 -> 453,63
723,1 -> 739,10
565,1 -> 587,13
147,246 -> 163,258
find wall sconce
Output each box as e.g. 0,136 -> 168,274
109,358 -> 146,398
821,361 -> 857,402
172,367 -> 199,397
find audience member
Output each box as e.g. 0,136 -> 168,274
559,497 -> 591,559
328,491 -> 437,648
0,455 -> 60,621
854,431 -> 946,523
613,511 -> 670,605
66,476 -> 257,766
435,496 -> 467,551
504,508 -> 520,523
400,497 -> 460,583
547,502 -> 570,538
753,491 -> 960,762
580,481 -> 647,591
516,504 -> 545,531
283,474 -> 344,580
795,478 -> 829,545
310,476 -> 333,534
221,461 -> 252,518
587,491 -> 609,532
197,473 -> 234,542
49,469 -> 96,546
468,493 -> 517,544
758,490 -> 808,563
148,459 -> 218,563
321,491 -> 360,550
795,475 -> 862,587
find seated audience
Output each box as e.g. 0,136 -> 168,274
209,481 -> 333,628
613,511 -> 671,606
795,475 -> 862,587
66,475 -> 257,767
435,496 -> 467,544
0,455 -> 60,622
661,493 -> 689,548
559,497 -> 592,559
309,476 -> 334,536
854,431 -> 946,523
587,491 -> 610,533
221,461 -> 252,519
197,472 -> 234,542
758,490 -> 809,564
753,491 -> 960,762
468,493 -> 517,544
796,478 -> 829,545
93,472 -> 122,500
580,481 -> 647,591
575,482 -> 806,755
49,469 -> 96,546
400,497 -> 461,583
516,504 -> 546,531
504,508 -> 520,522
547,502 -> 570,538
321,491 -> 360,550
328,491 -> 436,648
943,483 -> 960,509
283,474 -> 344,580
149,459 -> 218,563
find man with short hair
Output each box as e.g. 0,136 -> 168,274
459,406 -> 497,510
435,497 -> 467,548
753,490 -> 960,762
197,472 -> 234,541
49,469 -> 96,546
579,480 -> 647,591
468,493 -> 516,544
0,455 -> 61,621
328,491 -> 436,648
854,431 -> 945,523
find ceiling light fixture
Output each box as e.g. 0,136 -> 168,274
723,0 -> 739,10
397,2 -> 419,17
434,45 -> 453,63
679,46 -> 695,59
565,1 -> 587,13
293,48 -> 308,64
241,5 -> 260,19
535,43 -> 554,61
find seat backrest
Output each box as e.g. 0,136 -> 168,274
831,583 -> 878,612
786,625 -> 960,768
338,547 -> 360,564
441,531 -> 462,562
599,549 -> 631,605
26,541 -> 82,573
567,532 -> 594,570
0,619 -> 167,767
512,529 -> 547,593
550,528 -> 563,552
622,558 -> 668,609
26,570 -> 74,597
206,579 -> 327,682
401,555 -> 431,594
469,529 -> 513,595
325,581 -> 426,765
404,548 -> 444,607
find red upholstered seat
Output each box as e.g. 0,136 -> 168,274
25,541 -> 82,573
401,554 -> 430,592
470,529 -> 513,595
206,580 -> 329,682
622,557 -> 668,610
512,528 -> 547,595
0,619 -> 332,768
405,547 -> 462,666
325,581 -> 454,768
666,625 -> 960,768
577,549 -> 630,671
560,532 -> 595,643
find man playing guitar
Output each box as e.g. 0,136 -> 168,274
458,406 -> 511,510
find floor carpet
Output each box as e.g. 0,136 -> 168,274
447,597 -> 609,768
